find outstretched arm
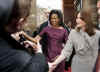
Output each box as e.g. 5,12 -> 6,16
20,31 -> 41,44
49,30 -> 74,71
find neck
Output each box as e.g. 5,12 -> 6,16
52,25 -> 60,28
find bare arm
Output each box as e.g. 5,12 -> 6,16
20,31 -> 41,44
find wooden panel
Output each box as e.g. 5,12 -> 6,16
63,0 -> 76,28
64,4 -> 74,7
63,0 -> 73,3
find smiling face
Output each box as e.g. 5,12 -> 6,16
50,13 -> 60,27
76,13 -> 86,29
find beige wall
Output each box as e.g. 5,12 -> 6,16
24,0 -> 37,33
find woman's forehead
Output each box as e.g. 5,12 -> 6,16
51,14 -> 58,17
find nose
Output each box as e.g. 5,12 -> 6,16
51,19 -> 55,23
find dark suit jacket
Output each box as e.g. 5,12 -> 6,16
0,0 -> 48,72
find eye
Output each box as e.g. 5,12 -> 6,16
80,17 -> 84,20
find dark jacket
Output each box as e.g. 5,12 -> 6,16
0,0 -> 48,72
38,21 -> 48,33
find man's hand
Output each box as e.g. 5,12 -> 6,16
24,40 -> 42,53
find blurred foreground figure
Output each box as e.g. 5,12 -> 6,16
0,0 -> 48,72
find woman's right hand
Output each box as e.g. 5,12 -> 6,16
24,40 -> 42,53
48,62 -> 57,72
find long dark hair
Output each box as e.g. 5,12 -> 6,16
49,9 -> 64,26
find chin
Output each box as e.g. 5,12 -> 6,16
53,25 -> 57,27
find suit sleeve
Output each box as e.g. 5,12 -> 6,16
54,30 -> 74,65
22,53 -> 48,72
61,30 -> 74,60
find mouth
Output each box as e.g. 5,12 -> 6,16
52,21 -> 57,24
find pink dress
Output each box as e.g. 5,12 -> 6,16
40,26 -> 68,72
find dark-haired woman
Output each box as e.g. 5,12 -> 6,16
35,10 -> 68,72
21,10 -> 68,72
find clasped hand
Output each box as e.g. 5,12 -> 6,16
48,62 -> 57,72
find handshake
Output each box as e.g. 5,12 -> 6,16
48,62 -> 57,72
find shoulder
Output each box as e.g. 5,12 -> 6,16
70,29 -> 77,35
95,29 -> 100,36
45,26 -> 50,30
40,21 -> 48,27
68,29 -> 78,39
41,26 -> 49,31
57,27 -> 68,34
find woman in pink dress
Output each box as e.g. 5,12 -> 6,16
35,10 -> 68,72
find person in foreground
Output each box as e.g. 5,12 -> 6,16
0,0 -> 48,72
48,10 -> 100,72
